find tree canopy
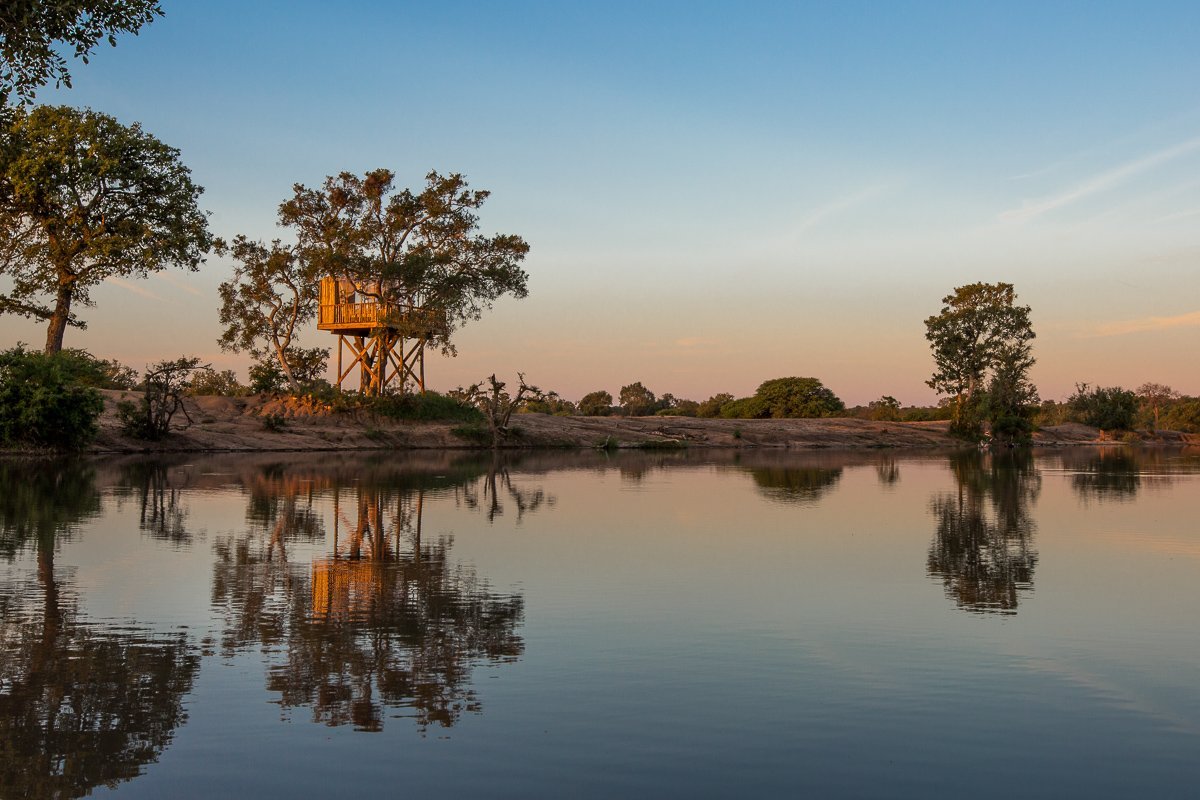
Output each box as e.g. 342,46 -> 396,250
0,104 -> 211,352
0,0 -> 162,109
924,282 -> 1036,438
278,168 -> 529,354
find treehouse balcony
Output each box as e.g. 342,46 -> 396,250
317,277 -> 449,338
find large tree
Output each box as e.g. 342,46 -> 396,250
924,282 -> 1035,437
0,1 -> 162,109
0,105 -> 211,353
216,235 -> 326,393
279,168 -> 530,355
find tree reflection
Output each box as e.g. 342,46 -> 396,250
212,472 -> 524,733
116,460 -> 195,544
0,460 -> 199,799
455,457 -> 552,523
1062,448 -> 1148,502
749,466 -> 843,505
928,451 -> 1040,614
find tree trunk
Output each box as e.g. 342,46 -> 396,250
273,342 -> 300,394
44,280 -> 74,354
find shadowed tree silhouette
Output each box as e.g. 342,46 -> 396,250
927,451 -> 1040,614
748,466 -> 843,505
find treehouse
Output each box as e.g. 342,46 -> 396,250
318,277 -> 449,394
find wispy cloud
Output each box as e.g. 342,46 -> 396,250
105,277 -> 163,301
1153,207 -> 1200,224
1000,136 -> 1200,224
152,271 -> 203,296
795,184 -> 889,237
1085,309 -> 1200,337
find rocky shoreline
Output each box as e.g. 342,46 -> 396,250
50,390 -> 1194,454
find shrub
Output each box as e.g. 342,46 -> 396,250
0,346 -> 104,449
579,390 -> 613,417
119,357 -> 209,440
187,368 -> 249,396
1067,383 -> 1137,431
868,396 -> 901,422
1161,398 -> 1200,433
749,377 -> 844,419
368,390 -> 483,422
697,393 -> 734,418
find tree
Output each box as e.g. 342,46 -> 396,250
868,395 -> 901,422
116,356 -> 209,440
279,169 -> 529,357
578,390 -> 613,417
619,381 -> 656,416
751,377 -> 845,418
216,235 -> 325,393
0,105 -> 211,353
697,392 -> 734,418
1066,383 -> 1136,431
0,1 -> 162,109
924,282 -> 1036,438
453,374 -> 544,449
983,343 -> 1039,445
1136,382 -> 1179,430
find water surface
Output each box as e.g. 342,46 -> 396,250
1,448 -> 1198,798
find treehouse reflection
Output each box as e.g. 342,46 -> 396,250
212,476 -> 523,732
317,277 -> 449,395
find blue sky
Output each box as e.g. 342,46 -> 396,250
5,1 -> 1199,404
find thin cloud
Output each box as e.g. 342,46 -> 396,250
1086,309 -> 1200,337
152,271 -> 203,296
795,184 -> 889,237
1153,207 -> 1200,224
105,277 -> 164,301
1000,136 -> 1200,224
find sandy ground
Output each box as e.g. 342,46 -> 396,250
66,390 -> 1196,454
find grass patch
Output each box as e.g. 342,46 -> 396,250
633,439 -> 688,450
367,391 -> 483,422
451,424 -> 491,444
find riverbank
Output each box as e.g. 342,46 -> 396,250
62,390 -> 1195,453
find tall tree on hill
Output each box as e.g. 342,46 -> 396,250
924,282 -> 1036,439
0,105 -> 211,353
0,0 -> 162,110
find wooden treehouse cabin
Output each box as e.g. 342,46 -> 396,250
318,277 -> 449,394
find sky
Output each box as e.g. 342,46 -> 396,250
4,0 -> 1199,406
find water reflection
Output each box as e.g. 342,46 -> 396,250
0,461 -> 198,799
748,464 -> 843,505
212,465 -> 525,732
928,452 -> 1040,614
116,460 -> 196,544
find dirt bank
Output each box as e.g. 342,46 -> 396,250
70,390 -> 1195,454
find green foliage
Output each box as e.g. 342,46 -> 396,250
1161,398 -> 1200,433
187,369 -> 247,397
261,414 -> 287,432
278,169 -> 529,359
1135,382 -> 1180,430
248,359 -> 285,394
368,390 -> 482,423
578,390 -> 613,417
522,391 -> 576,416
118,357 -> 208,440
0,105 -> 211,353
747,377 -> 845,419
214,235 -> 327,393
868,395 -> 901,422
924,283 -> 1036,438
719,397 -> 761,419
0,1 -> 162,108
0,345 -> 102,449
619,381 -> 656,416
1067,383 -> 1137,431
1031,400 -> 1069,428
452,374 -> 543,448
697,393 -> 734,418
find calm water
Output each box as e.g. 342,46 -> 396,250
1,447 -> 1198,798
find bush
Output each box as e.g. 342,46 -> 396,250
368,391 -> 483,422
697,393 -> 734,418
868,396 -> 901,422
187,368 -> 249,396
0,346 -> 104,449
579,390 -> 613,417
1161,398 -> 1200,433
1067,383 -> 1137,431
119,357 -> 209,440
